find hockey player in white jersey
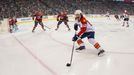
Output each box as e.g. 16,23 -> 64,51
72,10 -> 105,56
122,10 -> 129,27
105,11 -> 110,20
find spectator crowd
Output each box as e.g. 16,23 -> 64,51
0,0 -> 134,19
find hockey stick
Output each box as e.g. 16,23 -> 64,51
66,31 -> 76,67
44,25 -> 51,29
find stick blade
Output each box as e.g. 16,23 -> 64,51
66,63 -> 71,67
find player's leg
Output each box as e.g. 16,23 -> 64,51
64,21 -> 70,31
39,22 -> 46,31
88,38 -> 102,50
88,38 -> 105,56
9,25 -> 13,33
13,24 -> 18,31
126,18 -> 129,27
76,39 -> 85,50
87,32 -> 105,56
55,21 -> 62,30
12,24 -> 15,31
123,18 -> 127,27
32,21 -> 38,32
126,22 -> 129,27
14,24 -> 18,31
75,33 -> 89,50
117,16 -> 120,21
122,21 -> 125,27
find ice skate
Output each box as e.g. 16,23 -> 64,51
43,29 -> 46,31
126,25 -> 129,27
68,28 -> 71,31
76,46 -> 85,52
32,30 -> 34,33
98,49 -> 105,57
55,28 -> 58,31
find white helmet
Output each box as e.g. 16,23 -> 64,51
124,10 -> 127,12
74,10 -> 82,15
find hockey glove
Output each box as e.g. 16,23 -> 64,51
32,17 -> 34,20
57,18 -> 59,21
74,23 -> 78,31
72,34 -> 79,41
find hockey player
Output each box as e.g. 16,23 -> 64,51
55,11 -> 70,31
122,10 -> 129,27
9,16 -> 15,33
32,11 -> 46,32
105,11 -> 110,20
13,16 -> 18,31
120,15 -> 124,20
0,18 -> 1,25
114,14 -> 120,21
72,10 -> 105,56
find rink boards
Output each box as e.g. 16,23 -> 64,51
16,14 -> 134,24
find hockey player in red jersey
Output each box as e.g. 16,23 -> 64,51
8,17 -> 14,33
72,10 -> 105,56
122,10 -> 129,27
114,14 -> 120,21
55,11 -> 70,31
8,16 -> 18,33
32,11 -> 46,32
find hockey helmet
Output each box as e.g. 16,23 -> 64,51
74,10 -> 82,15
74,10 -> 82,17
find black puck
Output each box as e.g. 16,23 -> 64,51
66,63 -> 71,67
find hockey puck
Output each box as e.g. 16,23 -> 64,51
66,63 -> 71,67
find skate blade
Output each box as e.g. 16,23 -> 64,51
75,49 -> 85,53
98,53 -> 105,57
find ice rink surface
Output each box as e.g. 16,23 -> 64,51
0,17 -> 134,75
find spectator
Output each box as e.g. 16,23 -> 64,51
0,0 -> 134,18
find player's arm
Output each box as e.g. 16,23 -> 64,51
72,18 -> 87,41
14,19 -> 17,23
74,17 -> 81,31
65,15 -> 69,22
32,14 -> 35,20
77,26 -> 86,36
77,18 -> 87,36
72,26 -> 86,41
8,20 -> 11,28
57,15 -> 60,21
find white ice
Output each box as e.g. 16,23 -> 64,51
0,17 -> 134,75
